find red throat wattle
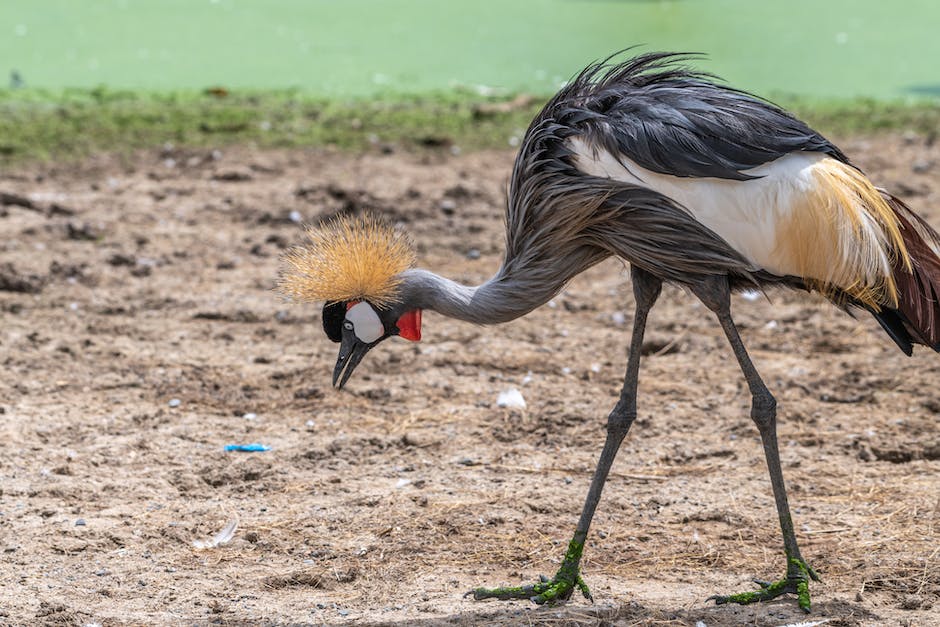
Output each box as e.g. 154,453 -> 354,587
397,309 -> 422,341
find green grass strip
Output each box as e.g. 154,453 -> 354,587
1,88 -> 938,166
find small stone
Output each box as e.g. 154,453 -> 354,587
74,518 -> 86,526
95,569 -> 110,577
242,412 -> 257,420
439,199 -> 457,215
611,311 -> 626,325
466,248 -> 481,260
912,160 -> 933,173
338,609 -> 349,616
168,399 -> 181,408
899,594 -> 924,610
289,210 -> 303,223
496,388 -> 526,409
395,478 -> 411,489
212,169 -> 252,182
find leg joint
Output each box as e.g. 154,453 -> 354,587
750,390 -> 776,429
607,401 -> 636,434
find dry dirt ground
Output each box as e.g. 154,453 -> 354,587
1,136 -> 938,627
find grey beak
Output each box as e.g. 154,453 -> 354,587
332,334 -> 372,389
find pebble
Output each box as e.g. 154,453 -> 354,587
289,210 -> 303,223
439,199 -> 457,214
168,399 -> 181,408
611,311 -> 626,325
466,248 -> 481,260
242,412 -> 257,420
395,479 -> 411,489
95,569 -> 110,577
74,518 -> 86,526
496,388 -> 526,409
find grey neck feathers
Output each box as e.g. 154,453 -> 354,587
397,268 -> 561,325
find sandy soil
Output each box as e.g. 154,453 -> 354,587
1,137 -> 938,627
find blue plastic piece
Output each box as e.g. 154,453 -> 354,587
224,443 -> 271,452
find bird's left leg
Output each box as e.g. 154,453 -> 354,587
471,267 -> 662,605
691,277 -> 819,613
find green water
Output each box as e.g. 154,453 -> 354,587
2,0 -> 938,100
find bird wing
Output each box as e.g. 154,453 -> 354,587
560,52 -> 847,181
555,53 -> 907,308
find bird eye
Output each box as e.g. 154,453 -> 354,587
343,321 -> 353,331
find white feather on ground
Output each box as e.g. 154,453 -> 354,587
193,518 -> 239,550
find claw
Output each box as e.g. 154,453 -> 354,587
576,574 -> 593,602
472,570 -> 591,606
710,557 -> 818,613
472,537 -> 591,605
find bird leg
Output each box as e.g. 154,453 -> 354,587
692,277 -> 819,613
471,268 -> 662,605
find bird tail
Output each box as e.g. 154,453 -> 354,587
871,191 -> 940,355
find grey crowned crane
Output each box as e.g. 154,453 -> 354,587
278,52 -> 940,612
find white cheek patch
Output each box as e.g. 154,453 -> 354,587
346,302 -> 384,344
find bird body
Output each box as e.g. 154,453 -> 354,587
279,51 -> 940,611
571,144 -> 906,302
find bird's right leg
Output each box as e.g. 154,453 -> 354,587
691,276 -> 819,613
470,267 -> 662,605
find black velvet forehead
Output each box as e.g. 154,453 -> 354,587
322,301 -> 347,343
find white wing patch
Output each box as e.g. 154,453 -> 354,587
346,302 -> 384,343
569,136 -> 819,275
568,137 -> 906,306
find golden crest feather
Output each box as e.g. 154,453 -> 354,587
277,214 -> 415,309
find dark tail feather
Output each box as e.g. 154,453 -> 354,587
872,307 -> 914,356
880,191 -> 940,352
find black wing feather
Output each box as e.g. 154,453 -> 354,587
550,51 -> 847,180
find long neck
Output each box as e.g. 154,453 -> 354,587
398,268 -> 560,325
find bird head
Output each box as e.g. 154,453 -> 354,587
277,214 -> 420,388
321,299 -> 422,388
